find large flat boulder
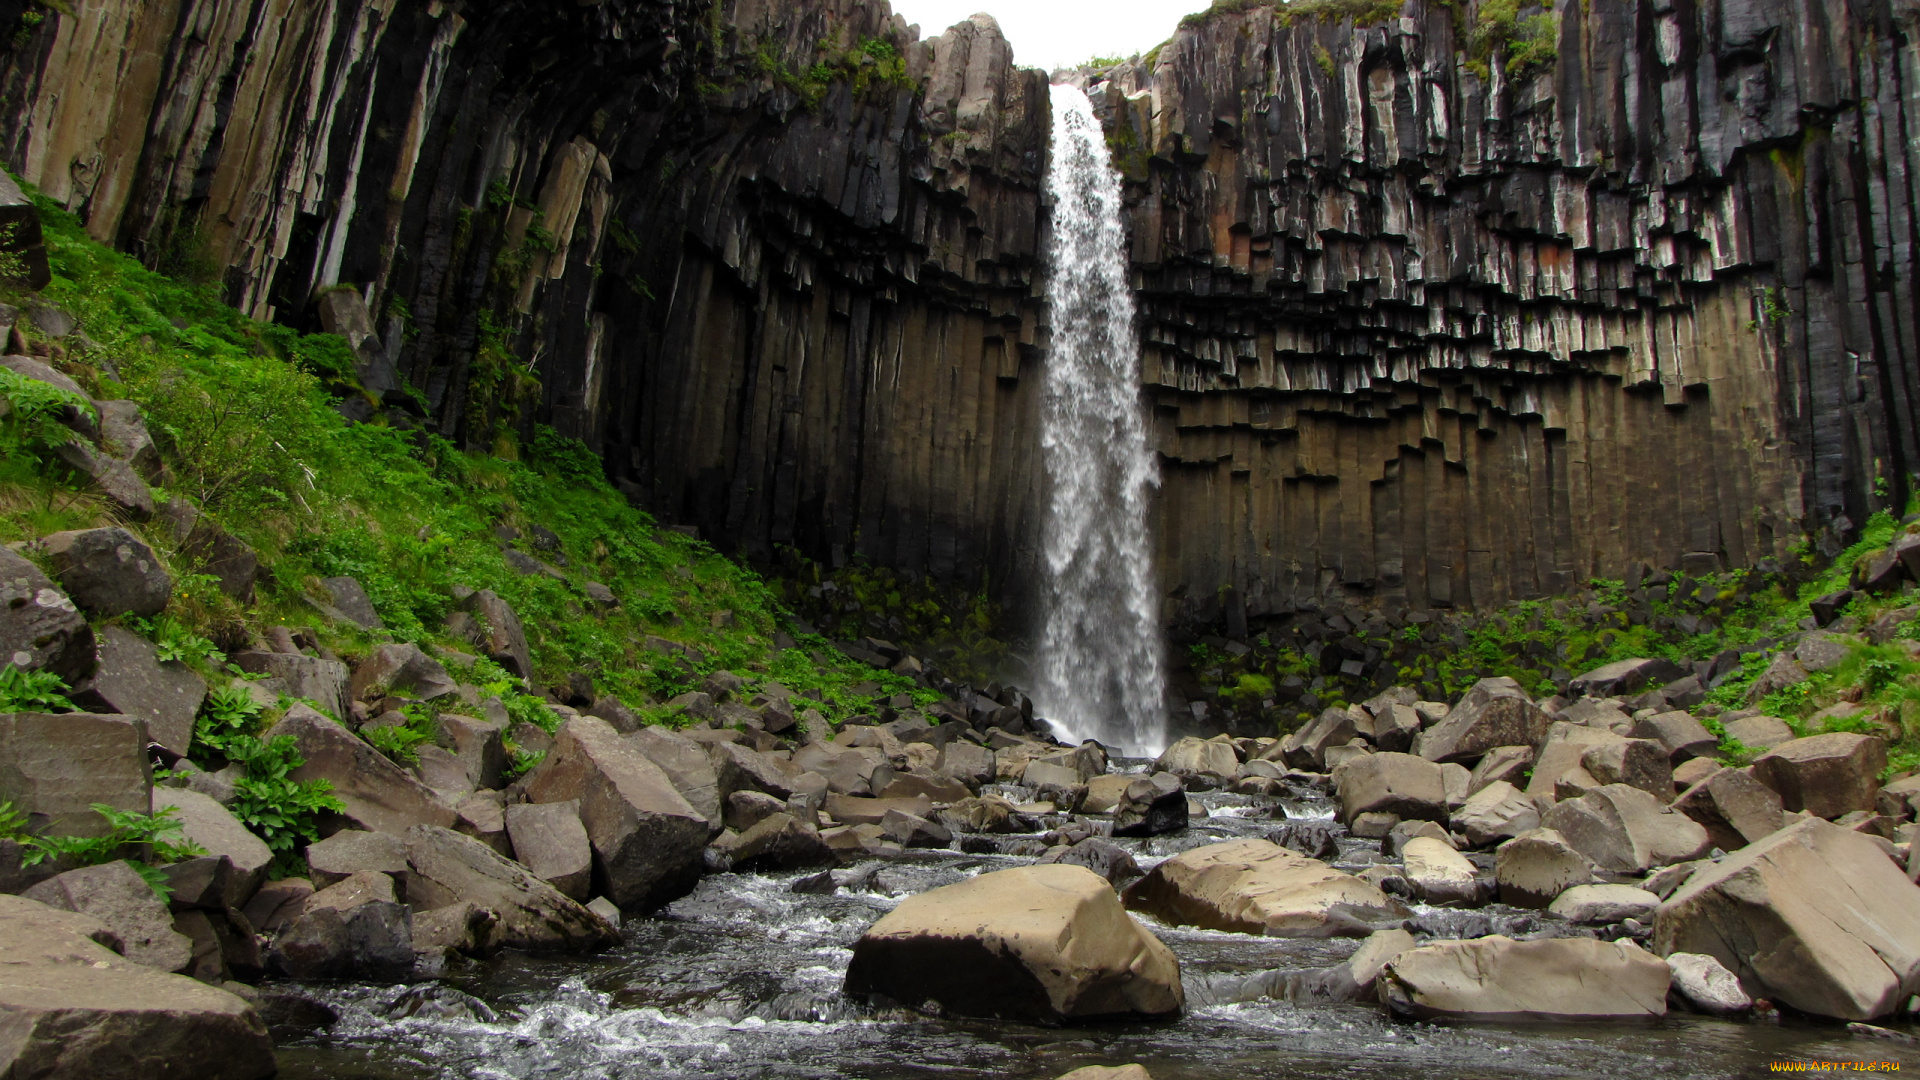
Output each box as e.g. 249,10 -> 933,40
1378,935 -> 1669,1021
1525,723 -> 1623,799
1400,836 -> 1481,905
503,800 -> 593,900
1580,737 -> 1674,800
404,825 -> 618,951
267,870 -> 413,980
1155,736 -> 1239,786
1671,767 -> 1785,852
1495,828 -> 1594,908
0,545 -> 94,683
1752,733 -> 1886,819
1123,838 -> 1406,938
152,787 -> 272,905
1631,711 -> 1720,760
1566,658 -> 1687,700
1333,752 -> 1448,824
39,527 -> 170,618
68,626 -> 206,757
0,711 -> 149,837
1415,678 -> 1551,764
263,704 -> 455,835
1653,817 -> 1920,1021
522,716 -> 709,910
1541,784 -> 1711,874
629,726 -> 723,828
1450,780 -> 1542,848
23,861 -> 193,973
0,893 -> 274,1079
844,863 -> 1182,1023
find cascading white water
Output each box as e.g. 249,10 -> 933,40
1033,82 -> 1168,756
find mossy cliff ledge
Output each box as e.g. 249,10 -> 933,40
0,0 -> 1912,626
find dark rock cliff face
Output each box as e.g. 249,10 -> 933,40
0,0 -> 1912,629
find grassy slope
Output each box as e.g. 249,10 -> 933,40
0,187 -> 929,730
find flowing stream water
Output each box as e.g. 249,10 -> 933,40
1032,82 -> 1168,757
271,772 -> 1918,1080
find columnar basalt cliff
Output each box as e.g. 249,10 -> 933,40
0,0 -> 1913,629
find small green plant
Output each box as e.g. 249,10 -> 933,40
0,365 -> 94,461
0,665 -> 73,713
503,740 -> 545,781
20,803 -> 206,900
223,734 -> 343,860
134,614 -> 221,666
1864,657 -> 1902,693
194,685 -> 266,756
0,799 -> 27,840
362,721 -> 430,764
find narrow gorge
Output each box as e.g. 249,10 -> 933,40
0,0 -> 1918,1078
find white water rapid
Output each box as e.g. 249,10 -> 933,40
1033,82 -> 1168,756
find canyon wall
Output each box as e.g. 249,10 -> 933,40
0,0 -> 1913,628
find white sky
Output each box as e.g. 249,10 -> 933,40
886,0 -> 1213,71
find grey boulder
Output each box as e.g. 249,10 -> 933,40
39,527 -> 170,618
0,544 -> 94,683
69,625 -> 206,757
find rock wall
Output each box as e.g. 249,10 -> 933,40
1097,0 -> 1920,624
0,0 -> 1913,628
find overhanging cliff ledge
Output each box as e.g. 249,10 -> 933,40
0,0 -> 1913,628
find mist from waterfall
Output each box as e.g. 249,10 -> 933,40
1033,82 -> 1168,756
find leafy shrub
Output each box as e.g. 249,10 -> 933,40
0,665 -> 73,712
19,803 -> 206,900
223,734 -> 342,860
133,614 -> 221,666
194,685 -> 266,756
0,365 -> 93,462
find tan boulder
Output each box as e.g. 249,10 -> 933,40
1580,737 -> 1674,800
1671,766 -> 1785,851
1123,838 -> 1405,938
1450,780 -> 1542,847
1154,736 -> 1238,786
1495,828 -> 1595,908
844,863 -> 1181,1023
1541,784 -> 1711,873
523,716 -> 710,910
1415,678 -> 1551,764
1378,935 -> 1669,1021
1525,722 -> 1623,799
1333,752 -> 1448,825
1400,836 -> 1481,905
1752,733 -> 1886,819
263,703 -> 455,835
404,825 -> 618,951
1653,817 -> 1920,1020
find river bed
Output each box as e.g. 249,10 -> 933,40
270,780 -> 1920,1080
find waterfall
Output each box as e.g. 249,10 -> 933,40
1033,82 -> 1168,756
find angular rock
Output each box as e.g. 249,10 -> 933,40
23,860 -> 193,972
1580,737 -> 1674,799
239,878 -> 311,935
55,438 -> 156,516
879,808 -> 951,848
1672,767 -> 1786,852
1154,736 -> 1239,788
1277,708 -> 1358,771
1415,678 -> 1551,764
522,717 -> 709,910
263,704 -> 455,834
1728,714 -> 1797,749
151,787 -> 271,905
1056,1067 -> 1152,1080
404,824 -> 618,950
824,792 -> 933,826
1526,723 -> 1628,799
268,870 -> 412,979
935,740 -> 995,787
844,863 -> 1182,1023
1746,653 -> 1810,707
1379,936 -> 1669,1021
1368,703 -> 1424,753
708,739 -> 810,801
629,725 -> 723,828
1654,817 -> 1920,1020
452,790 -> 511,856
1038,836 -> 1140,883
722,811 -> 833,868
791,740 -> 887,796
1794,633 -> 1854,673
233,650 -> 351,723
1567,658 -> 1688,700
1400,836 -> 1481,905
877,771 -> 971,804
0,544 -> 93,684
0,893 -> 274,1079
1123,838 -> 1405,938
459,590 -> 532,679
1495,828 -> 1595,908
1450,780 -> 1541,848
69,625 -> 205,757
1548,883 -> 1660,924
1111,772 -> 1188,836
1542,785 -> 1712,874
1631,711 -> 1720,760
435,712 -> 506,791
1752,734 -> 1887,819
305,829 -> 411,896
39,527 -> 170,618
1672,757 -> 1722,789
504,800 -> 593,900
317,576 -> 382,630
1333,751 -> 1447,826
1666,952 -> 1752,1015
0,710 -> 149,837
1466,745 -> 1533,795
349,642 -> 456,702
